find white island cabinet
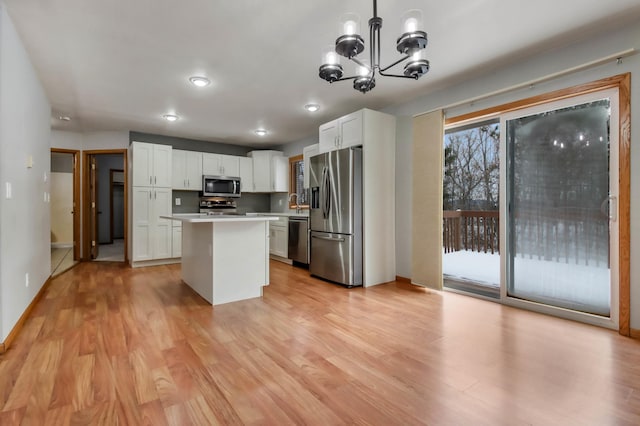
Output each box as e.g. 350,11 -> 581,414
162,214 -> 278,305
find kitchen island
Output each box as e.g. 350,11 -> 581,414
161,214 -> 278,305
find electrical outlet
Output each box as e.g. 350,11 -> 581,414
175,198 -> 181,206
5,182 -> 11,199
25,273 -> 29,287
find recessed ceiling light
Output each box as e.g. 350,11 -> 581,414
304,104 -> 320,112
189,76 -> 210,87
254,129 -> 267,136
58,116 -> 71,121
163,114 -> 179,122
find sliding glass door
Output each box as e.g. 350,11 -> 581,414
502,90 -> 619,321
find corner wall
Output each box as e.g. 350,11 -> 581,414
0,4 -> 51,341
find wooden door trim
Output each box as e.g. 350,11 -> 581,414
445,73 -> 631,336
51,148 -> 81,261
82,149 -> 128,263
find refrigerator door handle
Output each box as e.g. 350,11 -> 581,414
323,166 -> 331,219
321,166 -> 330,219
312,235 -> 345,243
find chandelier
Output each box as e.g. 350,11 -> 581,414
318,0 -> 430,93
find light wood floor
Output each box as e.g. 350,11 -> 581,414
1,261 -> 639,425
50,246 -> 77,277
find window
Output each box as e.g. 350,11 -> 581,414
288,155 -> 308,209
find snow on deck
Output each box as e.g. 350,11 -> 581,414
442,250 -> 610,315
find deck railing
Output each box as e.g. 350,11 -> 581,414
443,210 -> 499,254
443,209 -> 609,267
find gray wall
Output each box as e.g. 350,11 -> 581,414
0,4 -> 51,341
131,131 -> 257,155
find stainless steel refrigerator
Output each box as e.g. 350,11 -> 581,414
309,146 -> 363,287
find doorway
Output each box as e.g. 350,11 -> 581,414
82,150 -> 128,262
442,120 -> 500,298
50,148 -> 80,276
442,82 -> 626,330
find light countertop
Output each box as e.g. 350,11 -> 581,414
161,214 -> 279,223
247,212 -> 309,218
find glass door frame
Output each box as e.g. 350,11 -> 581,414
499,88 -> 620,329
443,73 -> 630,335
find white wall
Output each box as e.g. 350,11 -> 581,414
0,4 -> 51,341
50,172 -> 73,244
384,19 -> 640,329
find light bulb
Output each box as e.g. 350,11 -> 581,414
401,10 -> 423,33
344,20 -> 357,35
358,65 -> 370,77
189,76 -> 210,87
325,51 -> 339,65
405,17 -> 418,33
340,13 -> 360,36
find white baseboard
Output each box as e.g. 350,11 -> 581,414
269,254 -> 293,265
51,243 -> 73,249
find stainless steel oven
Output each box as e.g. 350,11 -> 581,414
199,197 -> 237,214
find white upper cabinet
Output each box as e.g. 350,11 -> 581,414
318,110 -> 364,153
272,155 -> 289,193
239,156 -> 254,192
202,153 -> 240,177
132,142 -> 172,187
302,143 -> 319,189
248,150 -> 288,192
319,120 -> 339,153
172,150 -> 203,191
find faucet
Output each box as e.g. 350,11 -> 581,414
288,193 -> 301,213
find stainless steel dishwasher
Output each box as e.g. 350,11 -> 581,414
288,216 -> 309,265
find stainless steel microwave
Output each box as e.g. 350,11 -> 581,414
202,175 -> 241,197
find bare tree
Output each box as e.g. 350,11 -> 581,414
444,123 -> 499,210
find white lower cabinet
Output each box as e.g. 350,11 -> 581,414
132,187 -> 172,261
172,222 -> 182,258
268,216 -> 288,258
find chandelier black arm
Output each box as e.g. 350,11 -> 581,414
350,56 -> 368,70
379,54 -> 411,73
378,70 -> 418,79
333,75 -> 360,82
370,16 -> 376,71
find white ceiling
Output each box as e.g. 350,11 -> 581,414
4,0 -> 640,146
